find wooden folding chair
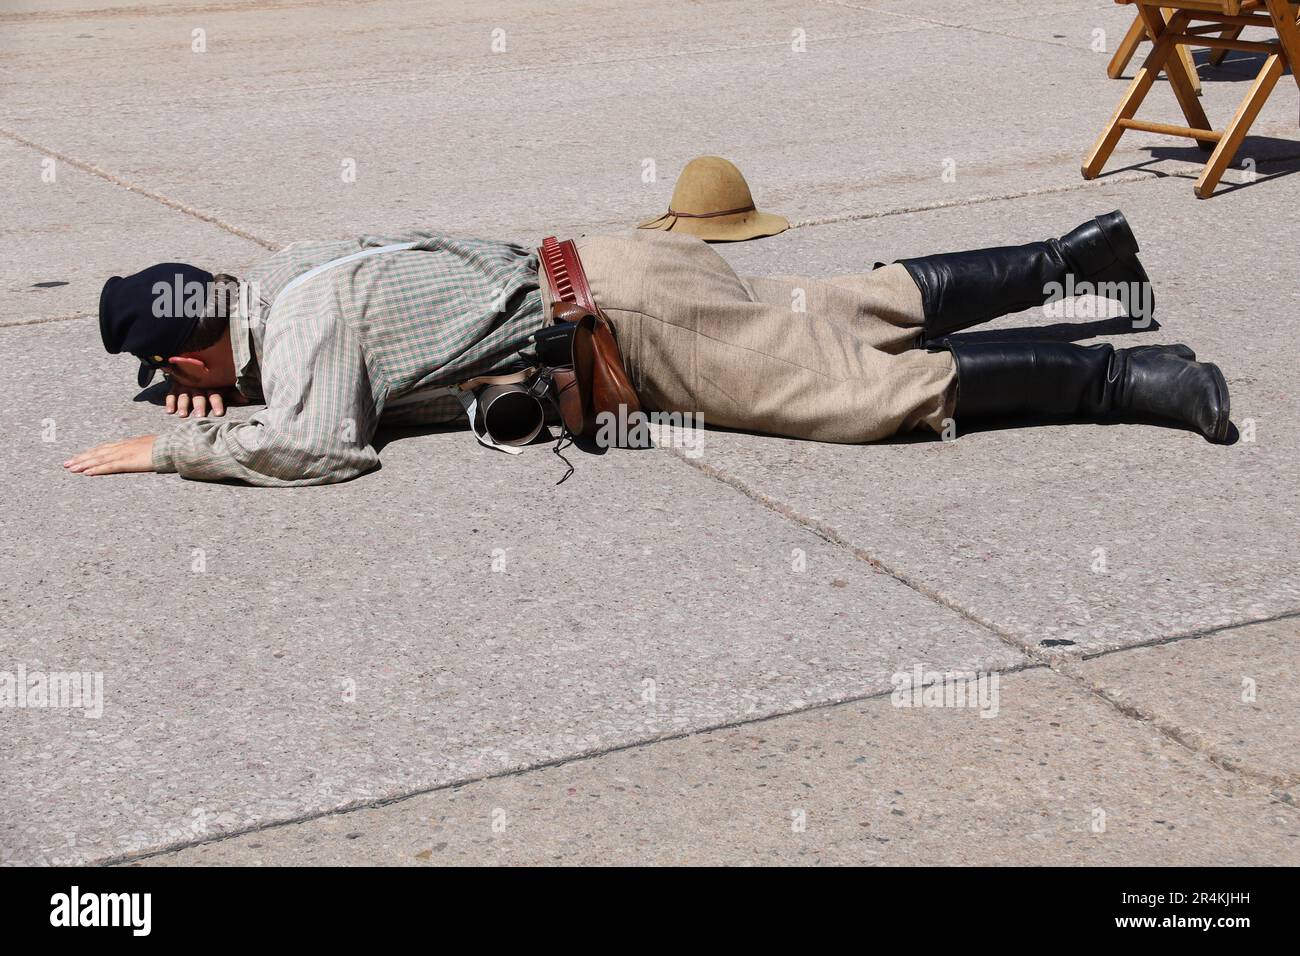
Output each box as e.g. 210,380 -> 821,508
1107,7 -> 1204,94
1084,0 -> 1300,198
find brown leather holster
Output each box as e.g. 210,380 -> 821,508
539,237 -> 641,440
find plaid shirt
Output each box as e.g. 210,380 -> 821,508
152,231 -> 545,485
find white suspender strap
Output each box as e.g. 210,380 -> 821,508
276,241 -> 419,301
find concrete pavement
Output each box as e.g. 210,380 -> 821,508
1,0 -> 1297,865
153,626 -> 1300,866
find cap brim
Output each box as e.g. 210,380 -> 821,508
637,212 -> 675,231
137,361 -> 157,388
638,210 -> 789,243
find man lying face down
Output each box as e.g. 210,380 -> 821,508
66,214 -> 1231,486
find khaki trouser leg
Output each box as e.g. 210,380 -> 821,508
741,264 -> 928,355
553,231 -> 956,444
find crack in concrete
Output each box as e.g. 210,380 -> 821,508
663,448 -> 1052,663
660,447 -> 1300,809
0,125 -> 280,252
0,311 -> 94,329
1078,606 -> 1300,662
789,171 -> 1160,229
815,0 -> 1124,54
108,580 -> 1300,865
2,28 -> 932,117
1060,659 -> 1300,794
99,656 -> 1049,866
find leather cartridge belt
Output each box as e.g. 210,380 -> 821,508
539,235 -> 597,314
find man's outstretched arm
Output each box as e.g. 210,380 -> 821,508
66,307 -> 380,486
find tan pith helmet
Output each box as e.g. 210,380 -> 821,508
638,155 -> 789,242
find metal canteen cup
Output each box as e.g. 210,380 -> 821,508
474,382 -> 546,447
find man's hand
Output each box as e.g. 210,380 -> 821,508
64,435 -> 157,476
166,384 -> 244,418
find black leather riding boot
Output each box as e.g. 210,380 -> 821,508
898,210 -> 1154,343
948,341 -> 1230,442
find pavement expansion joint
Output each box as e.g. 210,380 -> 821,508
0,125 -> 281,252
103,657 -> 1053,867
663,446 -> 1300,802
663,446 -> 1046,658
1059,660 -> 1300,797
0,311 -> 95,330
1076,607 -> 1300,663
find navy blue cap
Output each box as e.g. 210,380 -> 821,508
99,263 -> 213,387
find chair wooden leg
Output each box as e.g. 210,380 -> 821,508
1109,14 -> 1147,77
1083,16 -> 1186,178
1194,53 -> 1285,197
1173,44 -> 1204,94
1208,25 -> 1243,66
1165,8 -> 1204,95
1110,10 -> 1204,91
1141,7 -> 1215,148
1264,0 -> 1300,93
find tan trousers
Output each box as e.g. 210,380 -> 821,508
541,230 -> 957,443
